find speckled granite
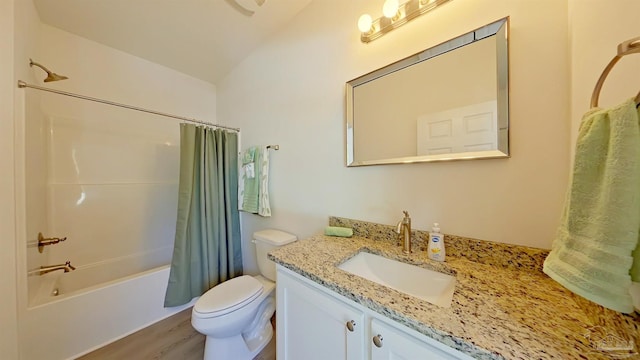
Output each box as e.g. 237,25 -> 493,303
269,234 -> 640,359
330,216 -> 549,273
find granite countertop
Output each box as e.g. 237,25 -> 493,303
268,234 -> 640,360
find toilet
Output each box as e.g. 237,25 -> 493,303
191,229 -> 297,360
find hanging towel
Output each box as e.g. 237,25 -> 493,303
242,147 -> 256,178
238,146 -> 271,217
243,163 -> 255,179
257,147 -> 272,217
242,147 -> 255,164
543,98 -> 640,314
239,146 -> 260,213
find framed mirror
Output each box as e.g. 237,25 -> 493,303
346,17 -> 509,166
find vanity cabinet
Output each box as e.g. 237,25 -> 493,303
276,266 -> 365,360
276,265 -> 473,360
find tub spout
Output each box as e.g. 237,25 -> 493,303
65,261 -> 76,271
29,261 -> 76,276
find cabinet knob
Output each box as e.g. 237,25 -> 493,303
372,334 -> 383,348
346,320 -> 356,332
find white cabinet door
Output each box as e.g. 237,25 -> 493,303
370,319 -> 473,360
277,268 -> 365,360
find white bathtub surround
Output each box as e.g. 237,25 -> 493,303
23,110 -> 180,304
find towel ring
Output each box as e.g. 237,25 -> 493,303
590,36 -> 640,108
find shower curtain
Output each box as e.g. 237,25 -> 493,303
164,124 -> 242,307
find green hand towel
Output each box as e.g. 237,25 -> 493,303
325,226 -> 353,238
543,98 -> 640,314
241,147 -> 261,213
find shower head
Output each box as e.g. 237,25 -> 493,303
29,58 -> 68,82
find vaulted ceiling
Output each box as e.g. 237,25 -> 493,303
33,0 -> 312,84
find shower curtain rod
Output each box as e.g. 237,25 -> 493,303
17,80 -> 240,132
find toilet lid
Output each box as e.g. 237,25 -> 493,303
194,275 -> 263,318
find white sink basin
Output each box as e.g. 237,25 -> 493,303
338,252 -> 456,308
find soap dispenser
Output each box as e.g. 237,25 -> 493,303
428,223 -> 445,262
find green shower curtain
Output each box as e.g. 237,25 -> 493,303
164,124 -> 242,307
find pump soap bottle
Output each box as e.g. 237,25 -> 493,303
427,223 -> 445,262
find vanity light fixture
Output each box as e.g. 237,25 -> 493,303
357,0 -> 452,43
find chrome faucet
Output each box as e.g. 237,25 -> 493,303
395,210 -> 412,254
29,261 -> 76,276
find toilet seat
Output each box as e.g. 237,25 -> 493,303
194,275 -> 264,318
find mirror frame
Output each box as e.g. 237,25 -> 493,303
346,17 -> 510,166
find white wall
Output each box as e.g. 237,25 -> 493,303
218,0 -> 572,273
37,25 -> 218,123
11,0 -> 44,359
19,9 -> 48,311
569,0 -> 640,149
1,0 -> 19,358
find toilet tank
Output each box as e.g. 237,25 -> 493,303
253,229 -> 297,281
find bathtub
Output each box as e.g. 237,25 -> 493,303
29,246 -> 174,306
22,263 -> 196,360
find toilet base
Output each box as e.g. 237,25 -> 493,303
203,321 -> 273,360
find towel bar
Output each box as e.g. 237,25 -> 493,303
590,36 -> 640,108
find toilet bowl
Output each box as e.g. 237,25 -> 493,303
191,229 -> 297,360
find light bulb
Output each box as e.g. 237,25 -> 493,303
358,14 -> 373,33
382,0 -> 399,18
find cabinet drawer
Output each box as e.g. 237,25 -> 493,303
370,318 -> 473,360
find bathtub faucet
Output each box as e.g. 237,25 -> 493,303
29,261 -> 76,276
37,232 -> 67,253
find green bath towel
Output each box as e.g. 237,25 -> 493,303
543,98 -> 640,313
